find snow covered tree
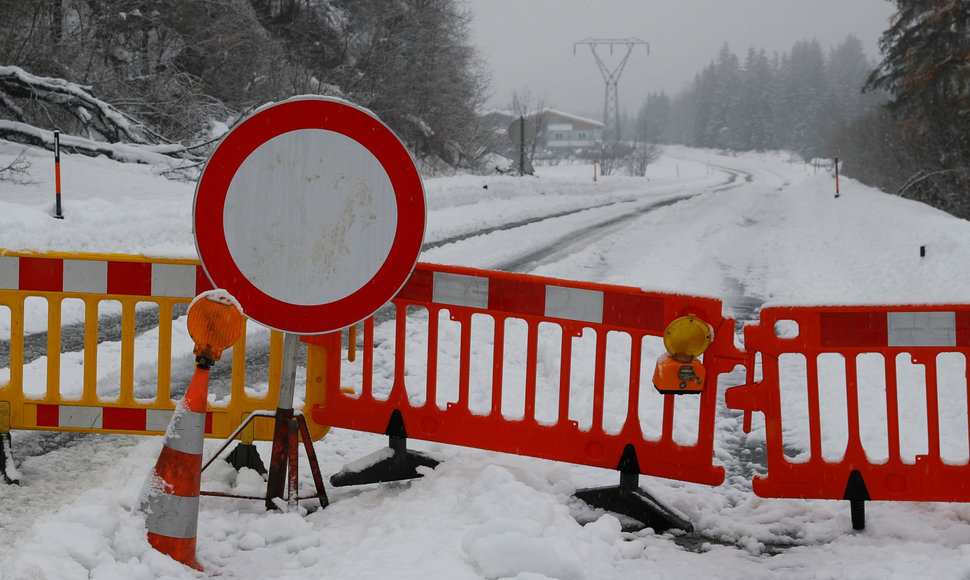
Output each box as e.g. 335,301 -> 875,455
635,91 -> 672,144
336,0 -> 489,169
690,64 -> 718,147
867,0 -> 970,130
827,35 -> 878,120
865,0 -> 970,217
688,44 -> 743,150
735,48 -> 776,150
775,39 -> 830,158
0,0 -> 490,170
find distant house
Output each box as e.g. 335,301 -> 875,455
482,108 -> 604,152
538,109 -> 603,149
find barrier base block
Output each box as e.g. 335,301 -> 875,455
0,432 -> 19,485
331,435 -> 439,487
844,469 -> 871,531
575,473 -> 694,534
226,442 -> 267,475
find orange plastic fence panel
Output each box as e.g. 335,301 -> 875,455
726,304 -> 970,502
312,262 -> 745,486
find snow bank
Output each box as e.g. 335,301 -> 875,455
4,142 -> 970,578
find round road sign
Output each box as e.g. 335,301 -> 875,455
193,96 -> 426,334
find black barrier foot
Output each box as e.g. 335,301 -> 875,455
844,470 -> 870,531
1,432 -> 20,485
225,442 -> 268,476
575,445 -> 692,534
330,410 -> 439,487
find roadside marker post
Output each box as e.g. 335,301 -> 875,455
835,156 -> 840,198
193,96 -> 426,511
53,130 -> 64,219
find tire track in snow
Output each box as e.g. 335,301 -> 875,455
492,165 -> 752,273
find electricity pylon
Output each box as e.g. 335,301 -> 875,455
574,38 -> 649,142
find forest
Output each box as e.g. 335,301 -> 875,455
0,0 -> 967,219
0,0 -> 491,172
637,1 -> 970,220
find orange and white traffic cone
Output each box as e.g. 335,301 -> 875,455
142,365 -> 209,570
141,290 -> 245,571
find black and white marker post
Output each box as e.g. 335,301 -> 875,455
53,130 -> 64,219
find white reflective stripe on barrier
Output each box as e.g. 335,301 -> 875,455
545,285 -> 603,324
146,409 -> 175,432
59,406 -> 102,429
433,271 -> 489,309
888,311 -> 956,347
63,259 -> 108,293
0,256 -> 18,289
151,263 -> 197,297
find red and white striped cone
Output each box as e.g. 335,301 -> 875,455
141,363 -> 210,571
141,290 -> 244,571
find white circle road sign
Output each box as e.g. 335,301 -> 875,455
193,96 -> 426,334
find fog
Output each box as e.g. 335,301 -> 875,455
467,0 -> 896,119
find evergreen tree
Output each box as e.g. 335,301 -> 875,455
782,39 -> 829,158
635,91 -> 671,143
708,44 -> 742,149
867,0 -> 970,131
736,48 -> 776,150
691,64 -> 717,147
866,0 -> 970,216
827,35 -> 876,120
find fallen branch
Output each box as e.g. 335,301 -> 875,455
0,120 -> 191,165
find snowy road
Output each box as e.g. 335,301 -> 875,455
4,144 -> 970,578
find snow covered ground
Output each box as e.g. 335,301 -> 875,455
3,140 -> 970,579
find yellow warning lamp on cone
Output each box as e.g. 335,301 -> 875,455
653,314 -> 712,394
187,290 -> 246,368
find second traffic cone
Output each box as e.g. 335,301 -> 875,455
141,364 -> 210,571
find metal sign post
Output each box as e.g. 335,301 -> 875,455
507,117 -> 536,175
264,332 -> 300,510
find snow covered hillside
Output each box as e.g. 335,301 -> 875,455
2,141 -> 970,579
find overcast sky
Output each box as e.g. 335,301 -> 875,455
465,0 -> 897,119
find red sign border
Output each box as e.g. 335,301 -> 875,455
193,97 -> 425,334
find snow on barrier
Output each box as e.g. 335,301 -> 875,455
312,262 -> 745,488
0,250 -> 329,446
726,304 -> 970,529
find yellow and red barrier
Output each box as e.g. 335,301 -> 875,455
0,249 -> 329,443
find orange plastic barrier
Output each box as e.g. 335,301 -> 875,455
312,262 -> 744,485
727,304 -> 970,506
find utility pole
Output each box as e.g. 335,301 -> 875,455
574,38 -> 649,142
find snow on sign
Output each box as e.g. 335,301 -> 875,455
193,96 -> 426,334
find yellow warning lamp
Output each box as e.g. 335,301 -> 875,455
653,314 -> 712,394
187,290 -> 246,368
